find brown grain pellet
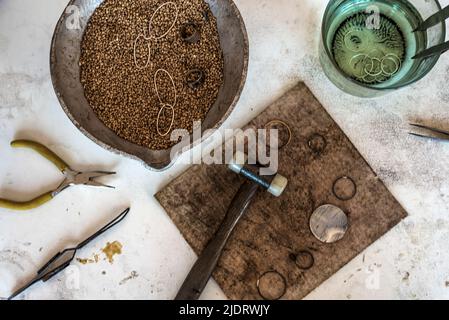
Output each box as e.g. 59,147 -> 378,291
80,0 -> 224,150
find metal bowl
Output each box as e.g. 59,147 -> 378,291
50,0 -> 248,170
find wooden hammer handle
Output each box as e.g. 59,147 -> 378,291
175,181 -> 260,300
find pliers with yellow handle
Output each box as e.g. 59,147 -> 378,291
0,140 -> 116,211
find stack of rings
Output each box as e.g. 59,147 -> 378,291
349,52 -> 402,84
133,2 -> 179,69
341,29 -> 403,84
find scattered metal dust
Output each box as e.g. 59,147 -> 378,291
119,271 -> 139,285
77,258 -> 89,265
76,254 -> 100,265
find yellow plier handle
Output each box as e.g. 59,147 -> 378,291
0,192 -> 54,211
11,140 -> 69,172
0,140 -> 69,211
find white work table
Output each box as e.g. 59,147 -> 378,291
1,0 -> 449,300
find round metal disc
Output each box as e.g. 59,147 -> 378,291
309,205 -> 348,243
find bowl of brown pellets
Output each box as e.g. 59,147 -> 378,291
50,0 -> 248,170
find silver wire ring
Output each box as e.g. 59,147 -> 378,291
133,34 -> 151,70
350,54 -> 369,78
364,57 -> 383,77
381,53 -> 401,76
149,1 -> 179,40
362,57 -> 374,75
381,57 -> 399,76
156,103 -> 175,137
154,68 -> 177,106
344,30 -> 364,52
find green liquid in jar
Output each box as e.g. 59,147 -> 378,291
332,12 -> 406,84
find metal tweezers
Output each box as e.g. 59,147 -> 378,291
409,123 -> 449,141
413,5 -> 449,60
8,208 -> 130,300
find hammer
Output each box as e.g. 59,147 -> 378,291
175,152 -> 288,300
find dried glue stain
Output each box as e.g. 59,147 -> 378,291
102,241 -> 123,264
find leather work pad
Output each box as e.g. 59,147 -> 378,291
155,83 -> 407,300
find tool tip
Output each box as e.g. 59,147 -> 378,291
6,292 -> 18,300
408,132 -> 426,139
